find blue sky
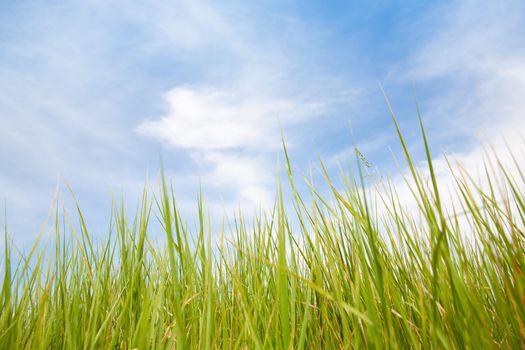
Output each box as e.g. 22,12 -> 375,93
1,0 -> 525,246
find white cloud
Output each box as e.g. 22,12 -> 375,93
136,84 -> 326,210
132,1 -> 344,213
198,152 -> 275,208
137,86 -> 317,151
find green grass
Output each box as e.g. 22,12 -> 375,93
1,117 -> 525,349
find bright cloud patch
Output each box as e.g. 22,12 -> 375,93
137,87 -> 301,151
136,84 -> 326,209
197,152 -> 274,208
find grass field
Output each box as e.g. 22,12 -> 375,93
1,115 -> 524,349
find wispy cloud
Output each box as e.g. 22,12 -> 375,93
383,0 -> 525,217
406,1 -> 525,137
0,0 -> 362,241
